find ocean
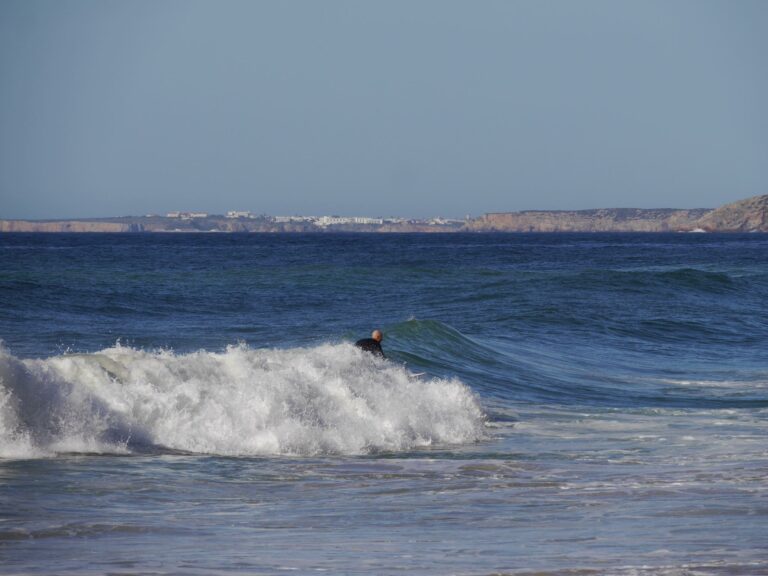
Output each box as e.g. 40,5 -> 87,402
1,232 -> 767,575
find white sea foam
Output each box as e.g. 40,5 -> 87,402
0,343 -> 485,459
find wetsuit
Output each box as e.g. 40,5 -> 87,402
355,338 -> 385,358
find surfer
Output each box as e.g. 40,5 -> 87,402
355,329 -> 386,358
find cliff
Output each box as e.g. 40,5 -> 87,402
694,194 -> 768,232
0,220 -> 140,233
2,194 -> 768,233
465,208 -> 711,232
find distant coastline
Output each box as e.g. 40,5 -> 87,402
2,194 -> 767,233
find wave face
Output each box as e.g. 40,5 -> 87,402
0,343 -> 484,458
386,318 -> 768,410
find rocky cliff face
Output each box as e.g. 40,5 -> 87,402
694,194 -> 768,232
465,208 -> 711,232
0,220 -> 138,233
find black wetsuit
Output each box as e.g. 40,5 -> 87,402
355,338 -> 385,358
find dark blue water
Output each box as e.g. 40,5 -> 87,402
2,233 -> 767,574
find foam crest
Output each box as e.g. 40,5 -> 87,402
0,343 -> 485,458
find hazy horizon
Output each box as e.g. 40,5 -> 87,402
2,0 -> 767,219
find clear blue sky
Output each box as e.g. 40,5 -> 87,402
1,0 -> 766,219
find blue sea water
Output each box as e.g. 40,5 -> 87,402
1,232 -> 767,575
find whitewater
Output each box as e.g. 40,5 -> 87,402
0,343 -> 484,458
2,232 -> 767,575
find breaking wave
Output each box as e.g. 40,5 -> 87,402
0,343 -> 485,459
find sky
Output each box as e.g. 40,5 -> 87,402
1,0 -> 766,219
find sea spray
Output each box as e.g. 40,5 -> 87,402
0,343 -> 485,458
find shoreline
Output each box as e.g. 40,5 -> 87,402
2,193 -> 766,233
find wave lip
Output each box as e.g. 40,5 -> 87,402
0,343 -> 485,459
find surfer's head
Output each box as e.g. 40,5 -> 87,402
371,329 -> 383,342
